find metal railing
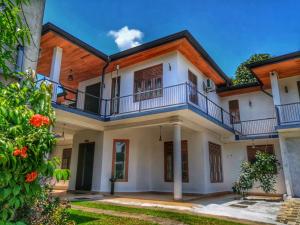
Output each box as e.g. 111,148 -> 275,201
37,78 -> 282,136
276,102 -> 300,125
234,118 -> 277,136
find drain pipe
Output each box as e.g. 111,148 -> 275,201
99,57 -> 111,115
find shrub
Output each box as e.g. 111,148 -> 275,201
233,151 -> 280,197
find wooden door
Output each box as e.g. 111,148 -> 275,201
75,142 -> 95,191
188,71 -> 198,104
111,77 -> 120,114
229,100 -> 240,123
84,82 -> 101,114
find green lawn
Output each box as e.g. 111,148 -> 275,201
69,209 -> 158,225
71,201 -> 247,225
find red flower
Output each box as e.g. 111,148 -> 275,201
25,171 -> 38,183
13,149 -> 21,156
29,114 -> 50,127
13,146 -> 28,158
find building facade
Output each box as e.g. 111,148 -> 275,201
37,23 -> 300,199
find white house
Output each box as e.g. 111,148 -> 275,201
37,23 -> 300,199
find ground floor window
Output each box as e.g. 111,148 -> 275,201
164,140 -> 188,182
61,148 -> 72,169
112,139 -> 129,181
247,144 -> 274,164
209,142 -> 223,183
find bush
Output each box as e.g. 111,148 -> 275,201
15,186 -> 74,225
233,151 -> 280,197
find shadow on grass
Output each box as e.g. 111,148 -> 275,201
69,210 -> 99,224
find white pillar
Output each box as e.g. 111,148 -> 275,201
49,47 -> 63,102
173,123 -> 182,200
279,135 -> 294,197
269,71 -> 281,106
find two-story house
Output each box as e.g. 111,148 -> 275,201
37,23 -> 300,199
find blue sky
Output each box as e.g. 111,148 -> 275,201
44,0 -> 300,77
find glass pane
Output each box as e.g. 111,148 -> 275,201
114,141 -> 127,179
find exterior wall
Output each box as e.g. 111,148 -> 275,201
221,90 -> 275,121
97,126 -> 285,195
177,52 -> 221,105
279,75 -> 300,104
69,130 -> 103,192
285,137 -> 300,197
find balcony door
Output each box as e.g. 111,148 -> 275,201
84,82 -> 101,114
111,77 -> 120,114
229,100 -> 240,123
75,142 -> 95,191
188,71 -> 198,104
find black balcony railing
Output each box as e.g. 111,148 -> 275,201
233,118 -> 277,136
276,102 -> 300,125
36,78 -> 281,136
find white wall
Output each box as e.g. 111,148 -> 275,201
69,130 -> 103,192
221,91 -> 275,121
279,75 -> 300,104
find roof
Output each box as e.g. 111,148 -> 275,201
217,82 -> 261,97
247,51 -> 300,69
247,51 -> 300,88
110,30 -> 231,84
42,22 -> 108,61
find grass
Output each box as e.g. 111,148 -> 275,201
72,201 -> 247,225
69,209 -> 158,225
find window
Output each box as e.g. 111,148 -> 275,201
61,148 -> 72,169
164,140 -> 189,182
188,70 -> 198,104
134,64 -> 163,101
112,139 -> 129,181
229,100 -> 240,123
247,145 -> 274,164
209,142 -> 223,183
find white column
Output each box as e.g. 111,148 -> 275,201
269,71 -> 281,106
49,47 -> 63,102
173,123 -> 182,200
279,135 -> 294,197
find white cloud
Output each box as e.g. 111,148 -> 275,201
108,26 -> 143,51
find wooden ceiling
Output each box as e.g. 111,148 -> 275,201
37,31 -> 106,88
107,38 -> 226,86
218,86 -> 261,97
251,57 -> 300,88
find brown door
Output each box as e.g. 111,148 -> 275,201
61,148 -> 72,169
76,142 -> 95,191
188,71 -> 198,104
297,81 -> 300,100
111,77 -> 120,114
164,140 -> 188,182
209,142 -> 223,183
84,82 -> 101,114
229,100 -> 240,123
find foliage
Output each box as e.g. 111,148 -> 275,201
0,0 -> 31,76
233,151 -> 280,197
15,186 -> 74,225
233,53 -> 272,85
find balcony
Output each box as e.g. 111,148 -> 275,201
276,102 -> 300,128
234,118 -> 278,139
37,78 -> 235,132
37,78 -> 281,137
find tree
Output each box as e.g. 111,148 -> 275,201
0,1 -> 70,224
0,0 -> 31,77
233,151 -> 280,198
233,54 -> 272,85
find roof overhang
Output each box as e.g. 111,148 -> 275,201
108,30 -> 231,86
37,23 -> 108,88
217,82 -> 261,97
248,51 -> 300,88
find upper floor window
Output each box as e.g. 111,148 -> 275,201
297,81 -> 300,100
229,100 -> 240,123
61,148 -> 72,169
134,64 -> 163,101
188,70 -> 198,104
